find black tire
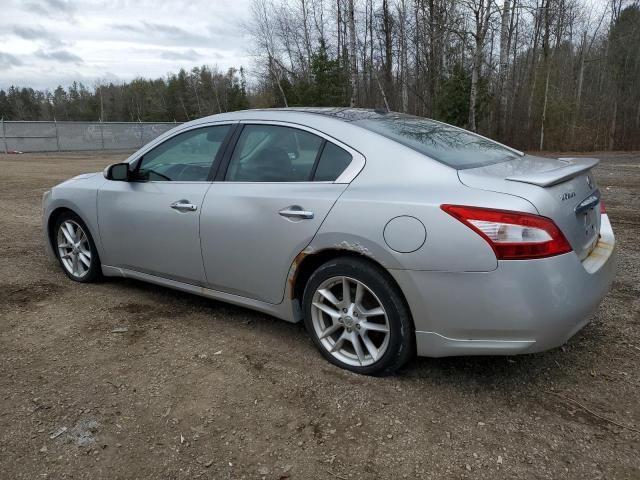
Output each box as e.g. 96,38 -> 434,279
53,211 -> 103,283
303,256 -> 414,375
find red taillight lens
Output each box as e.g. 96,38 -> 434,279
441,205 -> 573,260
600,199 -> 607,214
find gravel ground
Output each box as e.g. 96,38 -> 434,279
0,150 -> 638,479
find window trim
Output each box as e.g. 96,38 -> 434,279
308,140 -> 327,181
127,122 -> 238,183
217,120 -> 364,184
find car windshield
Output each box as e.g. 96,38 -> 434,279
353,114 -> 520,169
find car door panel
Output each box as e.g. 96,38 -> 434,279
200,183 -> 347,303
97,181 -> 211,284
96,124 -> 233,285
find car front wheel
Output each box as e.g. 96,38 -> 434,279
303,257 -> 414,375
54,212 -> 102,283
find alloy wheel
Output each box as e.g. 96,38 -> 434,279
310,276 -> 390,367
57,220 -> 92,278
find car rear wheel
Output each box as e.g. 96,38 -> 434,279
54,212 -> 102,283
303,257 -> 414,375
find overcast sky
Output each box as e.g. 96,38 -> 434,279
0,0 -> 254,90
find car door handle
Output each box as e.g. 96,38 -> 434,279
170,200 -> 198,212
278,207 -> 314,220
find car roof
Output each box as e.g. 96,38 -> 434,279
189,107 -> 392,126
276,107 -> 391,121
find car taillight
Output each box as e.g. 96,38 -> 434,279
441,205 -> 572,260
600,199 -> 607,214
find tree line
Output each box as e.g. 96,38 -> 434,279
0,66 -> 250,124
1,0 -> 639,151
247,0 -> 640,151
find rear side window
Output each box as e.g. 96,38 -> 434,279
354,115 -> 519,169
225,125 -> 324,182
313,142 -> 352,181
225,124 -> 353,182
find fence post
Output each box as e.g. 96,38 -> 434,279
54,118 -> 61,152
1,117 -> 7,154
100,119 -> 105,150
139,120 -> 144,148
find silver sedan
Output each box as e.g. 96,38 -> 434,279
42,108 -> 616,375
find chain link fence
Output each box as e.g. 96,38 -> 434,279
0,120 -> 182,153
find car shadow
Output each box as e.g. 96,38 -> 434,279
103,276 -> 602,393
402,324 -> 603,392
103,276 -> 304,333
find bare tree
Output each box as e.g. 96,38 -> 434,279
235,0 -> 640,151
398,0 -> 409,112
248,0 -> 289,107
571,4 -> 606,147
348,0 -> 358,106
539,0 -> 569,150
497,0 -> 514,136
467,0 -> 494,131
381,0 -> 394,109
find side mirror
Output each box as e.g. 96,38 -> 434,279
104,162 -> 130,181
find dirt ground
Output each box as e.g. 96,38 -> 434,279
0,150 -> 638,480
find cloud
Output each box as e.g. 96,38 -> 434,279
12,25 -> 64,47
35,49 -> 83,64
44,0 -> 75,10
111,23 -> 139,34
0,52 -> 23,69
112,22 -> 212,46
13,25 -> 50,40
160,49 -> 202,61
23,0 -> 76,18
0,0 -> 253,90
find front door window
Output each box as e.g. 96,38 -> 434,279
136,125 -> 231,181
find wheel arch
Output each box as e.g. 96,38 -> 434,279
47,207 -> 77,250
47,207 -> 100,259
290,248 -> 416,336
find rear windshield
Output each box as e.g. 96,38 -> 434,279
354,114 -> 520,169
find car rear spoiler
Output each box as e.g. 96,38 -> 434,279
506,157 -> 599,187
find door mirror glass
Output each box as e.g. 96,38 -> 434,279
104,162 -> 130,181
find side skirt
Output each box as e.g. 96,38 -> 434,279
101,265 -> 299,323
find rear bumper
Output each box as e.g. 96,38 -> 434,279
391,215 -> 616,357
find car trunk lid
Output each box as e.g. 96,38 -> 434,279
458,155 -> 601,260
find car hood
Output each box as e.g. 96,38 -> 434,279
54,172 -> 101,188
70,172 -> 101,181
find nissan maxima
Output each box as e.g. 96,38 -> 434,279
42,108 -> 616,375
